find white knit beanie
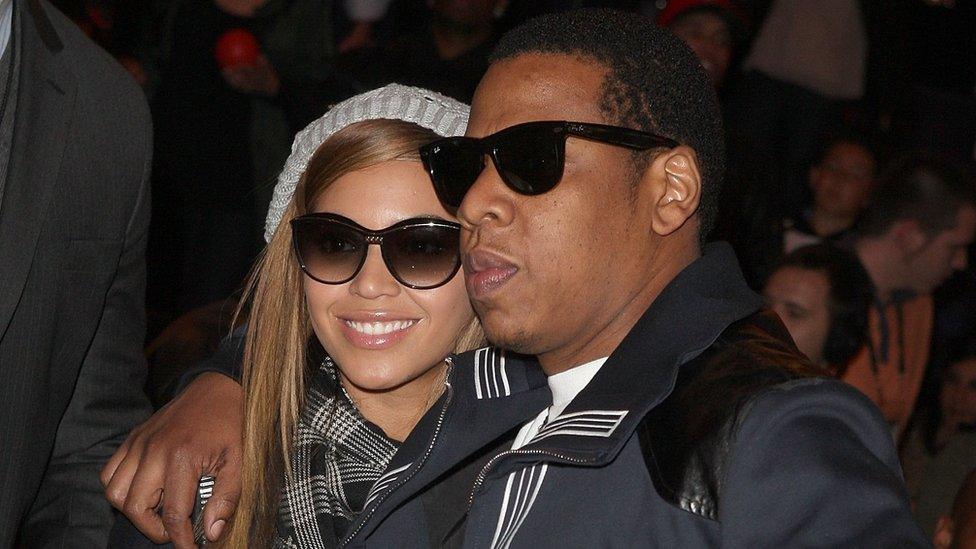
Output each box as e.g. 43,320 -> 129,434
263,84 -> 470,242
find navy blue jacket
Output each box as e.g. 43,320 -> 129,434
143,243 -> 927,548
340,243 -> 926,547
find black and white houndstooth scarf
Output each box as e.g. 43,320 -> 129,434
273,356 -> 400,548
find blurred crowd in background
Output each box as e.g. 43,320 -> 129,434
46,0 -> 976,542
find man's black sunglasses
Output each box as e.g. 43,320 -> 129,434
419,120 -> 679,208
290,213 -> 462,290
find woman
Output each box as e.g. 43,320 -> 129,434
106,85 -> 547,549
902,337 -> 976,539
223,84 -> 485,546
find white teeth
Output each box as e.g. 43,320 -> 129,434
344,320 -> 416,335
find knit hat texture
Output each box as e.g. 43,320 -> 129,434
264,84 -> 470,241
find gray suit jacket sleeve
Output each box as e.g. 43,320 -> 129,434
17,109 -> 154,547
719,379 -> 929,547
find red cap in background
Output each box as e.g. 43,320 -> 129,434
656,0 -> 735,27
215,29 -> 261,70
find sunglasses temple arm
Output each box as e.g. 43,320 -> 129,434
570,125 -> 678,150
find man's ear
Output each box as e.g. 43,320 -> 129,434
642,146 -> 702,237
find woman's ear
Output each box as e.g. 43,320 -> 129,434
642,146 -> 702,236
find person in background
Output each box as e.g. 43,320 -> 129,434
340,0 -> 506,102
783,134 -> 877,253
934,469 -> 976,549
763,243 -> 872,374
135,0 -> 344,338
336,0 -> 393,53
658,0 -> 739,88
844,153 -> 976,441
0,0 -> 152,545
725,0 -> 867,214
903,337 -> 976,538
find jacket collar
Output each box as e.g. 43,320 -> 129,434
344,349 -> 549,543
504,242 -> 764,468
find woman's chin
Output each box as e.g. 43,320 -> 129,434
342,374 -> 405,394
336,357 -> 446,398
337,361 -> 425,393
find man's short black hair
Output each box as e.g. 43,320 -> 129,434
856,152 -> 976,238
490,8 -> 725,240
775,243 -> 873,368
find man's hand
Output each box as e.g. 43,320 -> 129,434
101,373 -> 244,548
222,55 -> 281,97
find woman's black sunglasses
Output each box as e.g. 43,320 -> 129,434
419,120 -> 679,208
290,213 -> 462,290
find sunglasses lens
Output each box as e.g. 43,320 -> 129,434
293,219 -> 365,284
384,224 -> 461,289
423,138 -> 485,208
494,125 -> 564,194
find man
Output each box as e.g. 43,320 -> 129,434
421,11 -> 920,545
339,0 -> 505,102
0,0 -> 152,546
137,0 -> 341,337
658,0 -> 738,87
727,0 -> 868,215
843,154 -> 976,440
106,9 -> 926,547
783,134 -> 877,253
902,339 -> 976,538
763,243 -> 872,373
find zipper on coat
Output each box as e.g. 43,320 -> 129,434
339,359 -> 455,547
466,448 -> 595,512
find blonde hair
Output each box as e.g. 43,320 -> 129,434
222,119 -> 484,546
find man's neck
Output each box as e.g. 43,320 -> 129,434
431,20 -> 492,61
536,243 -> 700,377
854,237 -> 902,302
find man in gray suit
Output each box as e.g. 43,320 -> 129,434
0,0 -> 152,546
